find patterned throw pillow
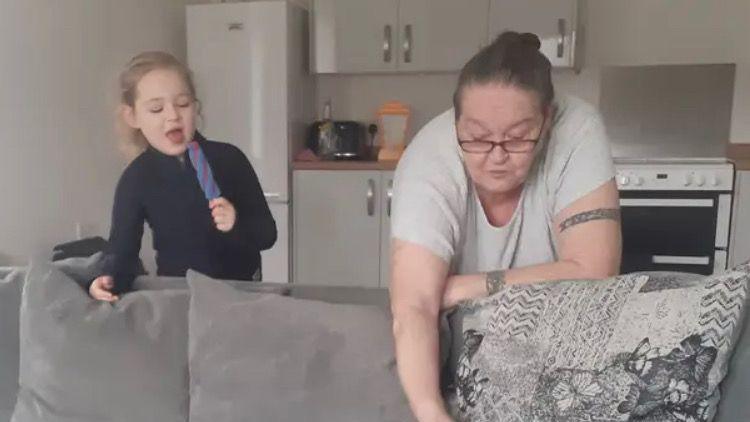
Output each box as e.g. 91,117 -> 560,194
445,263 -> 750,422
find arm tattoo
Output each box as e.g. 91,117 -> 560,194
559,208 -> 620,232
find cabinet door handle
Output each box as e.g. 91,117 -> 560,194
383,25 -> 392,63
228,22 -> 244,31
367,179 -> 376,216
557,18 -> 566,58
403,24 -> 412,63
386,179 -> 393,217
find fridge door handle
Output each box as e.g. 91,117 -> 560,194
386,179 -> 393,217
264,192 -> 281,199
367,179 -> 376,216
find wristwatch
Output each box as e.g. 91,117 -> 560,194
485,270 -> 506,296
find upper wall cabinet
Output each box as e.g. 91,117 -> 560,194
586,0 -> 741,66
311,0 -> 399,73
488,0 -> 580,69
397,0 -> 489,72
311,0 -> 489,73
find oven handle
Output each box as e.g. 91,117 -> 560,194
620,198 -> 714,207
651,255 -> 711,266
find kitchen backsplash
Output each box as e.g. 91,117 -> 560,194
316,64 -> 735,157
600,64 -> 735,158
314,67 -> 602,143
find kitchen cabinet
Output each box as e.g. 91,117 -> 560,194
488,0 -> 580,68
293,170 -> 394,288
587,0 -> 740,66
310,0 -> 489,73
310,0 -> 398,73
731,171 -> 750,267
396,0 -> 488,72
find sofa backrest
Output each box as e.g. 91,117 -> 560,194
715,292 -> 750,421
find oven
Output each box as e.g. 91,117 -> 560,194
615,159 -> 734,275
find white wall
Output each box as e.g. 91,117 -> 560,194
729,2 -> 750,144
0,0 -> 194,265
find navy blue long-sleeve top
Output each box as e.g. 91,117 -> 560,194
102,132 -> 277,293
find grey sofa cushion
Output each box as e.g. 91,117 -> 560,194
0,269 -> 24,422
12,261 -> 190,422
715,271 -> 750,422
52,252 -> 108,286
286,284 -> 390,308
445,264 -> 750,422
186,270 -> 412,422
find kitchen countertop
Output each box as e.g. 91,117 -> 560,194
293,160 -> 399,171
733,159 -> 750,171
293,156 -> 750,171
728,144 -> 750,171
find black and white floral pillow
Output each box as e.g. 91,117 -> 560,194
446,263 -> 750,422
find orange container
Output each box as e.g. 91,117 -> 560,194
376,101 -> 410,162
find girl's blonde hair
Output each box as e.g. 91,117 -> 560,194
116,51 -> 198,160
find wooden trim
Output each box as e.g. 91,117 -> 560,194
732,159 -> 750,171
728,144 -> 750,170
728,143 -> 750,159
292,160 -> 399,171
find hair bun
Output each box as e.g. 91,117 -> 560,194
519,32 -> 541,51
493,31 -> 542,52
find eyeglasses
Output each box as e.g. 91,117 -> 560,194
458,116 -> 546,154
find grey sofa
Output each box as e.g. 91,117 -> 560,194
1,263 -> 749,421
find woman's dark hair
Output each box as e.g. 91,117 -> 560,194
453,31 -> 554,117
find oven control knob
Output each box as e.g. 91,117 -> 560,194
617,175 -> 630,186
633,176 -> 644,186
683,173 -> 693,186
710,175 -> 720,187
695,174 -> 706,187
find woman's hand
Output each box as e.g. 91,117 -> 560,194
209,197 -> 237,232
89,275 -> 119,302
414,400 -> 455,422
441,274 -> 488,310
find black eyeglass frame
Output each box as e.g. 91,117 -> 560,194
457,115 -> 547,154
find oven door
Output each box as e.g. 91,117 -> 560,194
619,191 -> 731,275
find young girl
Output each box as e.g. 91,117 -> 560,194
89,51 -> 276,302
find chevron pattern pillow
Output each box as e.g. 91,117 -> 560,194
445,263 -> 750,422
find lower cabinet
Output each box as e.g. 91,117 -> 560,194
293,170 -> 394,288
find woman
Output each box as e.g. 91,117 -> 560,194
389,32 -> 621,421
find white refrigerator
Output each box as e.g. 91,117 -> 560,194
187,1 -> 313,283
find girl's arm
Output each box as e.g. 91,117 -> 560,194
218,145 -> 277,251
101,168 -> 145,294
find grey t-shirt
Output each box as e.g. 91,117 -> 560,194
391,96 -> 614,274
